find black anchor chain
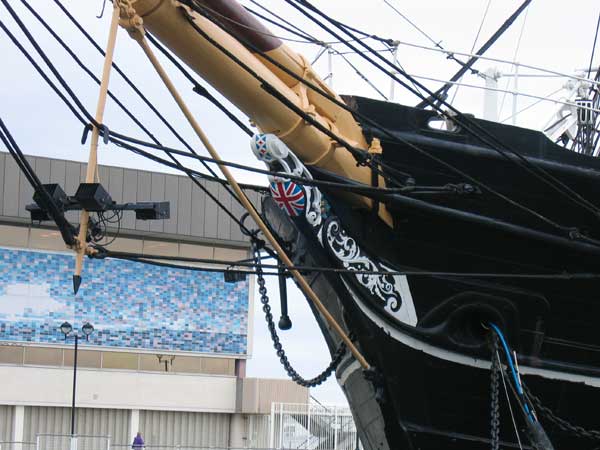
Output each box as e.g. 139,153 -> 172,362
253,243 -> 346,387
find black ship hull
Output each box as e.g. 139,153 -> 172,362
258,97 -> 600,450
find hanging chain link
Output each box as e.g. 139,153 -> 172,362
253,245 -> 346,387
490,334 -> 501,450
523,385 -> 600,441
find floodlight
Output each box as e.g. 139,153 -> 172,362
134,202 -> 170,220
81,322 -> 94,338
60,321 -> 73,337
74,183 -> 113,211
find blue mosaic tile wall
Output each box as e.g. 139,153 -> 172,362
0,247 -> 248,354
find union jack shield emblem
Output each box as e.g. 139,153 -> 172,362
270,181 -> 306,217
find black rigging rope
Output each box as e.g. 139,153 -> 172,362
247,0 -> 319,44
108,135 -> 454,197
244,5 -> 321,44
93,249 -> 600,280
144,33 -> 254,137
286,0 -> 600,223
52,0 -> 244,153
0,43 -> 261,200
0,20 -> 87,125
51,0 -> 261,194
1,8 -> 434,203
2,0 -> 255,237
183,1 -> 597,242
20,0 -> 162,148
587,12 -> 600,80
5,0 -> 600,251
201,2 -> 388,100
183,2 -> 407,187
48,0 -> 264,231
0,116 -> 77,246
109,134 -> 459,200
46,0 -> 251,210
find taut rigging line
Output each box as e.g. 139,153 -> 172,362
93,248 -> 600,280
109,135 -> 455,197
1,6 -> 432,214
0,116 -> 76,246
184,2 -> 597,242
18,0 -> 252,222
286,0 -> 600,222
51,0 -> 252,139
11,1 -> 440,200
5,0 -> 599,250
199,2 -> 389,100
0,0 -> 255,238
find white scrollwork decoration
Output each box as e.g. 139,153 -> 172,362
326,217 -> 418,325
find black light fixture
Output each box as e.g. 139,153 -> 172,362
60,321 -> 73,337
134,202 -> 170,220
27,184 -> 170,223
33,183 -> 69,210
224,269 -> 247,283
74,183 -> 113,211
27,184 -> 70,221
81,322 -> 94,340
27,205 -> 50,222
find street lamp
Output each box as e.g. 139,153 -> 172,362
60,321 -> 94,441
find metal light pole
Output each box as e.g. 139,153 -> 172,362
60,321 -> 94,448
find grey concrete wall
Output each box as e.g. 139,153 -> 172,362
0,152 -> 262,248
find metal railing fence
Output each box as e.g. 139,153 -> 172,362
0,441 -> 37,450
269,403 -> 361,450
35,434 -> 110,450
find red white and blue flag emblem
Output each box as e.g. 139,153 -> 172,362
270,181 -> 306,217
253,134 -> 273,162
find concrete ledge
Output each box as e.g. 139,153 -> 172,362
0,365 -> 238,412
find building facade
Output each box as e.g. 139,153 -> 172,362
0,153 -> 308,450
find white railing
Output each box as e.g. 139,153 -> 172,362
35,434 -> 110,450
10,402 -> 362,450
267,403 -> 361,450
111,447 -> 297,450
0,441 -> 36,450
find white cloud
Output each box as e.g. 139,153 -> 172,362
0,283 -> 67,321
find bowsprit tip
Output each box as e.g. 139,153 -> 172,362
73,275 -> 82,295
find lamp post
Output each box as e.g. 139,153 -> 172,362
60,321 -> 94,443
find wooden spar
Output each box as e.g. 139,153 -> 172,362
122,0 -> 392,226
72,3 -> 120,295
121,15 -> 371,370
191,0 -> 363,139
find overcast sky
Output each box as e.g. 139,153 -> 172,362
0,0 -> 598,404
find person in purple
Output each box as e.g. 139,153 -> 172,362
132,432 -> 144,450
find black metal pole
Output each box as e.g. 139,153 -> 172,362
277,265 -> 292,330
71,334 -> 78,437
